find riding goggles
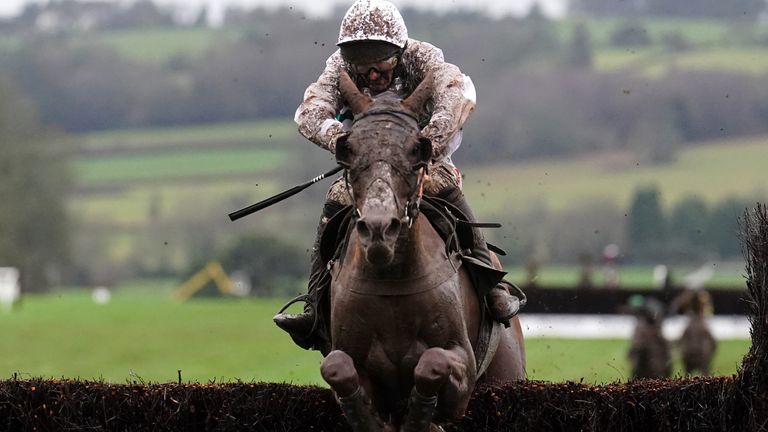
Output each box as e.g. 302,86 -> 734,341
353,55 -> 398,76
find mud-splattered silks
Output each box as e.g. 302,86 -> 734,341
294,39 -> 476,166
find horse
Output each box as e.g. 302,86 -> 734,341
318,69 -> 526,432
675,290 -> 717,376
626,297 -> 671,380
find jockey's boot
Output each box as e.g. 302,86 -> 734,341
273,200 -> 345,350
436,186 -> 522,327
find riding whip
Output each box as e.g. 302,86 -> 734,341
228,165 -> 344,221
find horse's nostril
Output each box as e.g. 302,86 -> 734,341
357,216 -> 399,242
356,219 -> 372,240
384,217 -> 401,239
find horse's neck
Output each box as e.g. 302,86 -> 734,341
352,216 -> 444,280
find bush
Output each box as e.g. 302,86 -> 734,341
184,234 -> 308,297
610,22 -> 652,47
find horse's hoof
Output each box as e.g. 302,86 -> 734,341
321,350 -> 359,397
414,348 -> 453,396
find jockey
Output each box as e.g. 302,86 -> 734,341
274,0 -> 521,350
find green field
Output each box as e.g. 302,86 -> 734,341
93,27 -> 235,63
463,135 -> 768,214
594,47 -> 768,75
0,286 -> 750,385
75,147 -> 288,184
79,120 -> 296,151
75,120 -> 296,184
69,180 -> 283,226
68,124 -> 768,265
73,124 -> 768,213
70,120 -> 302,226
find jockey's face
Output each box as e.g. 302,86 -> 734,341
354,55 -> 397,95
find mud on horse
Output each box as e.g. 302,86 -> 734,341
319,69 -> 526,432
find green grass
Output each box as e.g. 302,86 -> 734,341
79,120 -> 297,151
526,338 -> 749,382
592,47 -> 660,70
93,27 -> 236,64
74,147 -> 287,183
73,122 -> 768,213
595,47 -> 768,76
67,125 -> 768,263
462,135 -> 768,214
0,287 -> 325,385
69,179 -> 282,226
650,47 -> 768,75
0,286 -> 750,384
504,265 -> 746,289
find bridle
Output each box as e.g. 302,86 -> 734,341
342,109 -> 429,230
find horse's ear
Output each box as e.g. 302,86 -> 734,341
334,132 -> 353,168
402,70 -> 435,114
412,135 -> 433,169
339,68 -> 372,115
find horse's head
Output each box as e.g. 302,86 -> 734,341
335,69 -> 434,266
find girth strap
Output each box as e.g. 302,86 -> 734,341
475,312 -> 503,378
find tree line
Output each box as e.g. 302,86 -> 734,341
175,184 -> 750,297
626,186 -> 747,263
0,77 -> 70,293
2,8 -> 768,164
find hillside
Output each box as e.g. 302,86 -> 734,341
462,135 -> 768,214
67,121 -> 767,273
73,124 -> 768,220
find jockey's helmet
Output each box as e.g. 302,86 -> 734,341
337,0 -> 408,65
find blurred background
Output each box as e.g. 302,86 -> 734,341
0,0 -> 766,385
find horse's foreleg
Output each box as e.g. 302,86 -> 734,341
401,346 -> 475,432
321,350 -> 384,432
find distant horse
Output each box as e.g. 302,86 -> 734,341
627,297 -> 671,380
674,290 -> 717,375
319,70 -> 525,432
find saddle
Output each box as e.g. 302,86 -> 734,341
312,196 -> 513,376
